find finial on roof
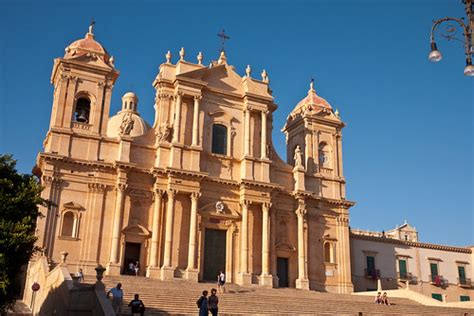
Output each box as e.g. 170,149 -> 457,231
165,51 -> 171,64
261,69 -> 268,82
179,47 -> 185,61
87,19 -> 95,38
334,109 -> 340,118
110,56 -> 115,67
246,65 -> 251,78
197,52 -> 203,65
218,50 -> 227,64
404,219 -> 407,224
309,78 -> 315,93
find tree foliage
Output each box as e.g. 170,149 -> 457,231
0,154 -> 45,313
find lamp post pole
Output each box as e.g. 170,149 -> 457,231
428,0 -> 474,76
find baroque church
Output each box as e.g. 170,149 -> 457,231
33,25 -> 354,293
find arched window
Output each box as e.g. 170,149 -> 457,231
212,124 -> 227,155
318,142 -> 332,168
324,242 -> 331,262
74,97 -> 91,123
61,211 -> 76,237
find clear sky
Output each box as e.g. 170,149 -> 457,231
0,0 -> 472,246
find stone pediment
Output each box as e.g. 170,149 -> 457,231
199,201 -> 240,220
276,242 -> 296,252
62,201 -> 85,211
122,223 -> 151,237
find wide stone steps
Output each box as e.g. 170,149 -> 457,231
84,275 -> 472,315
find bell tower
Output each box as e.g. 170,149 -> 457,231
282,80 -> 346,199
45,23 -> 119,158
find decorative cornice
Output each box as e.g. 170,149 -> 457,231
350,233 -> 472,254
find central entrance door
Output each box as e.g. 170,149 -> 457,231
123,242 -> 141,275
203,229 -> 227,281
277,257 -> 289,287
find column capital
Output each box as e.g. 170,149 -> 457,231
262,109 -> 269,115
193,95 -> 202,101
240,199 -> 252,206
167,189 -> 178,197
88,182 -> 107,193
153,187 -> 165,196
116,183 -> 127,192
191,191 -> 201,200
262,202 -> 272,211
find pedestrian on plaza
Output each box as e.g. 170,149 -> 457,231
374,292 -> 382,304
196,290 -> 209,316
217,270 -> 226,293
134,261 -> 140,276
208,288 -> 219,316
107,283 -> 123,315
128,293 -> 146,316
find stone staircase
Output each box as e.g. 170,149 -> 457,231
84,275 -> 472,315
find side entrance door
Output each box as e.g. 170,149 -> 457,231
123,242 -> 141,275
277,257 -> 289,287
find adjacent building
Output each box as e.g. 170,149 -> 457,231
351,222 -> 473,302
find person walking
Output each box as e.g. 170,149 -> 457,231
75,268 -> 84,283
128,293 -> 146,316
107,283 -> 123,315
208,288 -> 219,316
196,290 -> 209,316
217,270 -> 226,293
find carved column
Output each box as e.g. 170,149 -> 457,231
336,212 -> 353,293
148,188 -> 164,270
161,189 -> 177,279
109,183 -> 126,266
42,176 -> 63,258
295,198 -> 309,290
192,96 -> 200,146
238,200 -> 252,285
259,202 -> 273,286
172,93 -> 182,143
261,110 -> 268,159
244,107 -> 251,156
85,183 -> 106,263
185,192 -> 200,281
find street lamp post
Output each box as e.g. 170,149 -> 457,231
429,0 -> 474,76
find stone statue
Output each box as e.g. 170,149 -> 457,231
119,112 -> 134,136
294,145 -> 303,168
156,123 -> 171,142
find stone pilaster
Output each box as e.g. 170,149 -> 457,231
185,192 -> 201,281
238,199 -> 252,285
107,182 -> 127,275
295,198 -> 309,290
147,186 -> 164,278
161,189 -> 177,280
259,202 -> 273,287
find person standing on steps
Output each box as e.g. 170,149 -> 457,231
217,270 -> 226,293
196,290 -> 209,316
128,293 -> 146,316
134,260 -> 140,276
107,282 -> 123,315
128,261 -> 135,275
208,288 -> 219,316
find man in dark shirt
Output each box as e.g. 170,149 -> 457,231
128,294 -> 145,316
208,288 -> 219,316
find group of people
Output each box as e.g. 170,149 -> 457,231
196,270 -> 226,316
107,283 -> 146,316
127,260 -> 140,276
375,292 -> 391,305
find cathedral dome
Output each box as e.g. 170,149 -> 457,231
63,24 -> 113,67
290,81 -> 332,116
106,92 -> 150,138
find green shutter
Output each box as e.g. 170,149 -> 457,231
430,263 -> 438,276
398,259 -> 407,278
432,293 -> 443,302
458,266 -> 466,280
367,256 -> 375,271
460,295 -> 470,302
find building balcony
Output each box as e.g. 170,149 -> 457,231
364,268 -> 380,280
429,274 -> 446,287
397,272 -> 417,283
458,277 -> 472,288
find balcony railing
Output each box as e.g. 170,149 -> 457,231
364,268 -> 380,280
397,272 -> 417,283
458,277 -> 472,288
429,274 -> 446,287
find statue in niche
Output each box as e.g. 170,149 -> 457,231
119,112 -> 134,136
156,123 -> 171,142
294,145 -> 303,168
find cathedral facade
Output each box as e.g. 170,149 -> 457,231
33,26 -> 354,293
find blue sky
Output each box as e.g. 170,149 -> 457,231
0,0 -> 472,246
